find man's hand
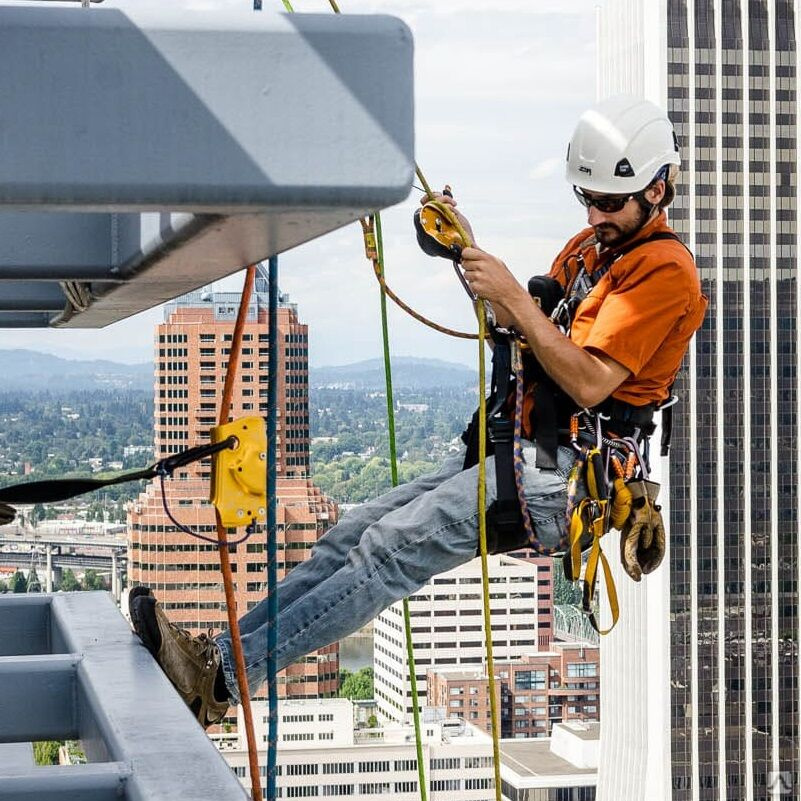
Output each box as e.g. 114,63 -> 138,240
461,247 -> 530,309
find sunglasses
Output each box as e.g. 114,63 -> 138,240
573,186 -> 636,213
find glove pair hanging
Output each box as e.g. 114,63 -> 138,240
617,478 -> 665,582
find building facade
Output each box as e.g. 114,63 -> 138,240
373,555 -> 546,722
427,643 -> 600,740
128,267 -> 339,702
598,1 -> 798,798
217,699 -> 496,801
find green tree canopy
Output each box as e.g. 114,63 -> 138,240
339,667 -> 374,701
33,741 -> 61,766
10,570 -> 26,593
81,569 -> 107,591
59,569 -> 80,592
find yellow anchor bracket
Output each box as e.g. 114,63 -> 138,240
209,416 -> 267,528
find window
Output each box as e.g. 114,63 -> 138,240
358,762 -> 390,773
287,764 -> 318,776
431,758 -> 460,770
514,670 -> 546,690
566,662 -> 598,678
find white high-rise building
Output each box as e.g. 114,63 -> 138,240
373,554 -> 542,722
597,2 -> 799,799
216,699 -> 496,801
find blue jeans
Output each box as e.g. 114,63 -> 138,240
216,442 -> 577,703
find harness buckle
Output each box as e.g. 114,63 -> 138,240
488,416 -> 513,446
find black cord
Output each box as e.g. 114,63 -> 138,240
157,472 -> 256,548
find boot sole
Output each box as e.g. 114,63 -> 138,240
129,586 -> 163,660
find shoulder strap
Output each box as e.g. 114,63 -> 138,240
589,230 -> 688,289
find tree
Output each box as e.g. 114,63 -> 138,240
339,667 -> 374,700
81,569 -> 107,591
33,741 -> 61,766
0,580 -> 7,594
30,503 -> 46,527
10,570 -> 26,594
59,569 -> 80,592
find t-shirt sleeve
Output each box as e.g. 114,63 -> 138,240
579,253 -> 694,376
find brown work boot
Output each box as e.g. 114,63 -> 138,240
128,586 -> 229,728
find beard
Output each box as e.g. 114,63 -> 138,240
594,203 -> 652,248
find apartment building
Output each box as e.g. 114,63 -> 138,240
427,643 -> 600,740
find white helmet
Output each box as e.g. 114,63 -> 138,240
566,95 -> 681,195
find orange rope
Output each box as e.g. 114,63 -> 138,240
216,265 -> 262,801
360,217 -> 481,341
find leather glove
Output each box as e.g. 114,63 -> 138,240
619,479 -> 665,582
609,477 -> 632,530
0,502 -> 16,526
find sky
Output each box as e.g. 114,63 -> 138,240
2,0 -> 598,368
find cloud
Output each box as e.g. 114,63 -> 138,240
529,156 -> 564,182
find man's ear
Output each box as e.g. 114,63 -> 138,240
644,178 -> 666,207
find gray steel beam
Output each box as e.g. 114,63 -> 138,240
0,5 -> 413,328
0,594 -> 51,656
0,593 -> 248,799
0,213 -> 118,280
0,743 -> 34,771
0,282 -> 66,311
0,312 -> 57,327
0,764 -> 133,801
0,7 -> 412,211
0,655 -> 80,741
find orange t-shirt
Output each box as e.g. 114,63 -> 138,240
547,211 -> 707,406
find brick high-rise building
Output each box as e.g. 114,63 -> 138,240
128,265 -> 339,701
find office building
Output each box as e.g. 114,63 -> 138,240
597,1 -> 798,797
128,266 -> 339,701
217,698 -> 496,801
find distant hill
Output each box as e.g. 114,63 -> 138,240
311,357 -> 476,390
0,350 -> 152,391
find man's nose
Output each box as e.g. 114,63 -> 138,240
587,205 -> 606,226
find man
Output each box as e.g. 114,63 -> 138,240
130,95 -> 707,727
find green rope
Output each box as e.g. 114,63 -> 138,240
280,0 -> 294,10
375,213 -> 428,801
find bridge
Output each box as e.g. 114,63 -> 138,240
0,529 -> 126,600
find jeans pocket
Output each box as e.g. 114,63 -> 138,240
532,511 -> 569,551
